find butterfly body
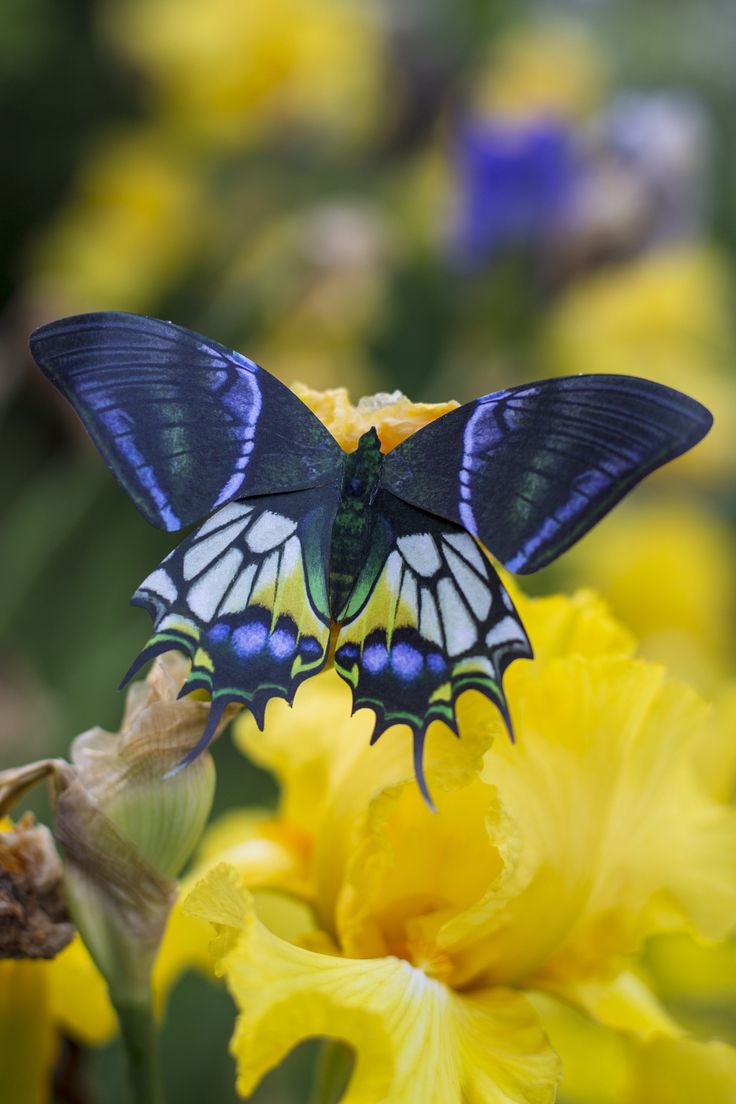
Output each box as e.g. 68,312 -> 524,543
29,312 -> 713,804
330,426 -> 384,618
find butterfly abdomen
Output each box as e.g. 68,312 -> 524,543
329,428 -> 385,619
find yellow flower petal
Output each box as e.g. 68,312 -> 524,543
438,658 -> 736,991
535,993 -> 736,1104
235,669 -> 505,932
628,1037 -> 736,1104
47,935 -> 117,1046
185,865 -> 560,1104
515,586 -> 635,664
334,772 -> 511,970
292,382 -> 459,453
531,992 -> 633,1104
553,970 -> 681,1041
154,809 -> 312,1002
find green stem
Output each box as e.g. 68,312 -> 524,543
115,999 -> 165,1104
309,1039 -> 354,1104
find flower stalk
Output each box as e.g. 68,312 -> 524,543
116,1000 -> 165,1104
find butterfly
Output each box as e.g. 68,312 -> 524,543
30,312 -> 712,805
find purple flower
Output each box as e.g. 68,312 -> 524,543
450,118 -> 576,268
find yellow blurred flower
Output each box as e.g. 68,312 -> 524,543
558,498 -> 736,692
27,128 -> 204,313
534,993 -> 736,1104
108,0 -> 384,150
183,585 -> 736,1101
0,942 -> 116,1104
0,817 -> 115,1104
472,20 -> 605,123
541,245 -> 736,484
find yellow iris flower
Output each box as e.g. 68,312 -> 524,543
180,575 -> 736,1101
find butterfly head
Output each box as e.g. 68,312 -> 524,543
344,427 -> 384,502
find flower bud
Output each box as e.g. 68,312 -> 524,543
52,653 -> 219,1004
0,654 -> 224,1007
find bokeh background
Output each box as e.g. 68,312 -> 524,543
1,0 -> 735,1100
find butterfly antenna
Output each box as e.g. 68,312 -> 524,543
413,729 -> 437,813
163,699 -> 227,780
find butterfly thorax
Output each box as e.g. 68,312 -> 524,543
329,427 -> 384,619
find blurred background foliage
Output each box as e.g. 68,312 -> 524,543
1,0 -> 735,1100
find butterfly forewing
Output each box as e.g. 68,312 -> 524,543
333,491 -> 532,803
126,485 -> 340,760
30,312 -> 343,531
383,375 -> 713,574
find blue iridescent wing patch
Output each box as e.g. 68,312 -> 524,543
30,312 -> 342,531
383,375 -> 713,574
334,490 -> 531,806
124,484 -> 339,763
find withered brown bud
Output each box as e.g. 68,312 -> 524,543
0,814 -> 73,959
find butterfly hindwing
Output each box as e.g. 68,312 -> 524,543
333,491 -> 532,803
383,375 -> 713,574
126,485 -> 339,757
30,312 -> 343,531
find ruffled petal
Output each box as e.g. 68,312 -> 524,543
442,658 -> 736,989
514,586 -> 636,664
185,865 -> 560,1104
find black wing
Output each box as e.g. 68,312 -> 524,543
383,375 -> 712,574
30,312 -> 343,531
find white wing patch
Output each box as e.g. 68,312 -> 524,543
394,530 -> 494,655
396,533 -> 441,576
485,616 -> 527,648
419,588 -> 443,646
183,517 -> 251,580
442,531 -> 487,575
220,563 -> 258,616
246,511 -> 297,553
138,567 -> 177,603
442,545 -> 492,620
136,500 -> 323,629
195,501 -> 253,538
187,547 -> 243,621
437,577 -> 477,655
